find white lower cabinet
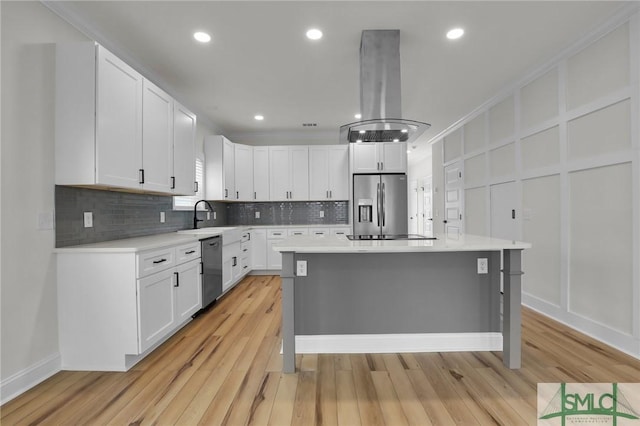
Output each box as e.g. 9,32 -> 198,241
251,229 -> 267,270
266,228 -> 286,270
57,241 -> 201,371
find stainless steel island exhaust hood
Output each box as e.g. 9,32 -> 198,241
340,30 -> 430,144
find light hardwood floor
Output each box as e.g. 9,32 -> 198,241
2,274 -> 639,425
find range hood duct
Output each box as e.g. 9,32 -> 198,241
340,30 -> 430,144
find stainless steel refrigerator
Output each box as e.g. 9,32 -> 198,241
352,174 -> 408,237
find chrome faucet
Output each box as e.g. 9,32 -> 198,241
193,199 -> 215,229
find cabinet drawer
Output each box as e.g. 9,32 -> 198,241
331,227 -> 351,236
287,228 -> 309,236
310,227 -> 331,236
240,241 -> 251,254
175,242 -> 201,264
137,248 -> 175,278
267,229 -> 287,239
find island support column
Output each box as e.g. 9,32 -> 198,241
281,251 -> 296,373
503,249 -> 524,369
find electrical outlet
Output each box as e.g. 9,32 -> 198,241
319,210 -> 324,218
255,211 -> 260,219
477,258 -> 488,274
83,212 -> 93,228
296,260 -> 307,276
207,212 -> 210,220
160,212 -> 165,223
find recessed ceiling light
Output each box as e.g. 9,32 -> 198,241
446,28 -> 464,40
254,115 -> 264,121
193,31 -> 211,43
407,149 -> 411,154
355,114 -> 362,119
306,28 -> 323,40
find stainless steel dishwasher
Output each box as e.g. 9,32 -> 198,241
200,235 -> 222,311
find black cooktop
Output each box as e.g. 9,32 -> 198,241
346,234 -> 437,241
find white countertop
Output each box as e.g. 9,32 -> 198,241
272,233 -> 531,253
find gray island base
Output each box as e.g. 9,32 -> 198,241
275,234 -> 531,373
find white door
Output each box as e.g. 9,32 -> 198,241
137,269 -> 176,353
234,144 -> 253,201
309,146 -> 329,200
172,102 -> 196,195
269,146 -> 290,201
175,259 -> 202,323
96,46 -> 143,189
422,178 -> 433,236
142,79 -> 173,193
223,138 -> 236,200
490,181 -> 518,241
409,180 -> 419,234
253,147 -> 270,201
381,142 -> 407,172
444,162 -> 463,239
328,145 -> 349,200
351,143 -> 380,173
289,146 -> 309,200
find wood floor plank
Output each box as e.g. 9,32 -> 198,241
335,370 -> 361,426
267,373 -> 299,426
350,354 -> 386,426
4,278 -> 640,425
371,371 -> 409,426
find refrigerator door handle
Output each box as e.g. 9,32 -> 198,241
377,182 -> 381,227
382,182 -> 386,227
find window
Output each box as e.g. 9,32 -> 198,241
173,156 -> 205,210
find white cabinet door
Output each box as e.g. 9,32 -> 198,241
269,146 -> 290,201
222,257 -> 233,291
253,147 -> 270,201
175,259 -> 202,324
142,79 -> 173,193
234,144 -> 254,201
266,239 -> 283,270
251,229 -> 267,269
309,146 -> 329,200
137,269 -> 175,353
351,143 -> 380,173
223,138 -> 236,200
172,102 -> 196,195
96,45 -> 143,188
328,145 -> 349,199
381,142 -> 407,172
290,146 -> 309,200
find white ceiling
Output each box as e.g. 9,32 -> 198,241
48,1 -> 629,164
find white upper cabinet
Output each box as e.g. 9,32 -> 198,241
205,135 -> 237,200
309,145 -> 349,200
142,79 -> 173,193
253,146 -> 270,201
350,142 -> 407,173
55,42 -> 196,195
172,102 -> 196,195
234,144 -> 254,201
269,146 -> 309,201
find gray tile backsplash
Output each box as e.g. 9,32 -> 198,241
55,186 -> 349,247
226,201 -> 349,226
55,186 -> 226,247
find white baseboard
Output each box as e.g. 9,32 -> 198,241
0,353 -> 61,405
290,333 -> 503,354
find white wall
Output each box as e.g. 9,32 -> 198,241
429,11 -> 640,358
0,2 -> 217,403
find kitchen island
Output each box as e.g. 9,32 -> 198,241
273,234 -> 531,373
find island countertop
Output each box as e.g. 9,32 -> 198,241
272,233 -> 531,253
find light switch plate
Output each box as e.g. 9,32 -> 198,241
477,258 -> 488,274
83,212 -> 93,228
38,211 -> 55,230
255,211 -> 260,219
207,212 -> 210,220
296,260 -> 307,276
319,211 -> 324,218
160,212 -> 165,223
